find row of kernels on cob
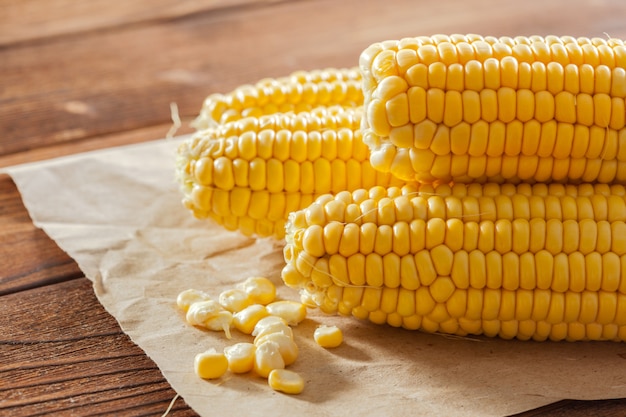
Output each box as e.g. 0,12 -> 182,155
359,35 -> 626,184
177,104 -> 408,239
192,67 -> 362,129
281,184 -> 626,341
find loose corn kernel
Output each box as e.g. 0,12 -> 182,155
224,342 -> 256,374
313,325 -> 344,348
255,332 -> 299,365
268,369 -> 305,395
265,300 -> 308,326
218,288 -> 253,312
194,348 -> 229,380
176,289 -> 212,312
253,340 -> 285,378
237,276 -> 277,305
233,304 -> 269,334
252,316 -> 294,342
186,300 -> 233,339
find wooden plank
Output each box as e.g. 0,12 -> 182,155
2,0 -> 625,158
0,0 -> 271,45
0,278 -> 197,416
0,121 -> 195,168
513,399 -> 626,417
0,175 -> 82,295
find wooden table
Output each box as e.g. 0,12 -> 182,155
1,1 -> 626,415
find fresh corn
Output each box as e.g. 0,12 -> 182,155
233,304 -> 270,334
281,183 -> 626,341
218,288 -> 253,312
254,340 -> 285,378
268,369 -> 305,395
185,299 -> 233,339
176,107 -> 408,239
255,332 -> 299,365
313,325 -> 343,348
237,276 -> 277,305
176,289 -> 212,312
252,316 -> 294,342
194,348 -> 229,379
360,34 -> 626,184
192,68 -> 363,129
265,300 -> 307,326
224,342 -> 257,374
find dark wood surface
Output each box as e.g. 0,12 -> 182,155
1,1 -> 625,415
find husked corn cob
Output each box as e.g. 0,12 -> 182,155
360,34 -> 626,184
282,182 -> 626,341
193,68 -> 363,129
177,107 -> 408,239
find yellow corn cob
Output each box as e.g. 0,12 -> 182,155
192,68 -> 363,129
176,106 -> 408,239
282,182 -> 626,341
360,34 -> 626,184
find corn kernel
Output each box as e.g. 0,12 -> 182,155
237,276 -> 277,305
224,342 -> 256,374
232,304 -> 269,334
313,325 -> 343,348
185,299 -> 222,326
252,316 -> 294,342
255,332 -> 299,365
218,288 -> 253,313
265,300 -> 308,326
254,340 -> 285,378
194,348 -> 228,380
186,300 -> 233,339
268,369 -> 305,395
176,289 -> 212,312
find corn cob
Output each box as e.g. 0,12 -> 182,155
192,68 -> 363,130
281,182 -> 626,341
360,34 -> 626,184
176,107 -> 408,239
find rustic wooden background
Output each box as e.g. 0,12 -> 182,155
1,0 -> 626,415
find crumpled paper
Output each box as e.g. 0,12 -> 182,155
4,138 -> 626,417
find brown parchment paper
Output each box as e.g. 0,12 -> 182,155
4,138 -> 626,417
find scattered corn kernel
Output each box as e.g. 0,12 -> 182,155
224,342 -> 256,374
268,369 -> 305,395
254,332 -> 299,365
218,288 -> 253,312
186,300 -> 233,338
252,316 -> 294,342
237,276 -> 277,305
176,289 -> 212,312
185,299 -> 223,326
314,325 -> 343,348
265,301 -> 307,326
204,310 -> 234,339
253,340 -> 285,378
233,304 -> 269,334
194,348 -> 228,380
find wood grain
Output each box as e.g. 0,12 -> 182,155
0,0 -> 270,45
0,278 -> 197,416
0,175 -> 82,296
